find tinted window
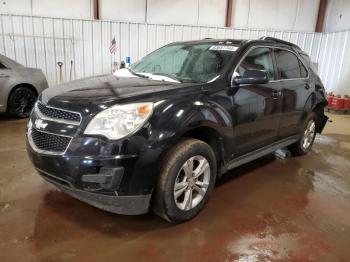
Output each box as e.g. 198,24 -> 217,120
299,60 -> 308,78
275,49 -> 308,79
0,62 -> 6,69
300,53 -> 310,66
300,53 -> 318,73
235,47 -> 275,80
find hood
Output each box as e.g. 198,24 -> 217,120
41,74 -> 199,112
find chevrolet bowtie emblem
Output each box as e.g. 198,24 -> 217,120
35,119 -> 48,129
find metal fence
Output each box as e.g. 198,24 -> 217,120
0,14 -> 349,94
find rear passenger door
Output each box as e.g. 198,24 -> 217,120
273,48 -> 311,139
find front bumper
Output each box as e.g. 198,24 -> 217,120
27,145 -> 160,215
26,101 -> 169,215
39,169 -> 151,215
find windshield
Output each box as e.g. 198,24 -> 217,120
130,43 -> 238,83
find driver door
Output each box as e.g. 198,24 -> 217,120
231,46 -> 283,156
0,60 -> 10,85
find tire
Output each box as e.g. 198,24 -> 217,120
152,139 -> 217,223
288,112 -> 317,156
7,87 -> 37,118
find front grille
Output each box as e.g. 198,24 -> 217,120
30,128 -> 71,154
37,102 -> 81,123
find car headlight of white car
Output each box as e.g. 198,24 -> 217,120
84,102 -> 153,140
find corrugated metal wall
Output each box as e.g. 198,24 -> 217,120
0,14 -> 349,94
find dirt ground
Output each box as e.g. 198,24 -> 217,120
0,112 -> 349,262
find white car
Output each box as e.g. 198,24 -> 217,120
0,54 -> 48,118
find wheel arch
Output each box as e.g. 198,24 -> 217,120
312,84 -> 328,133
312,101 -> 328,133
301,87 -> 328,133
7,83 -> 38,111
175,125 -> 225,176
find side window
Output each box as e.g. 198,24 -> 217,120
299,60 -> 308,78
300,53 -> 310,66
235,47 -> 275,80
0,62 -> 6,69
300,53 -> 318,73
274,49 -> 308,79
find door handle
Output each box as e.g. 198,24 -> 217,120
272,90 -> 283,99
0,74 -> 9,78
304,84 -> 310,89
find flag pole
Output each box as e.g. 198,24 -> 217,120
114,45 -> 116,72
110,22 -> 113,74
109,36 -> 118,73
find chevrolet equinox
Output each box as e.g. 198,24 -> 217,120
26,37 -> 328,223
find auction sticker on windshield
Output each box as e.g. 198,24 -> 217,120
209,45 -> 238,52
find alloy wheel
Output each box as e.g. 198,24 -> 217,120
12,89 -> 36,116
302,119 -> 316,150
173,155 -> 210,211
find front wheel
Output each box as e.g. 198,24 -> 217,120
289,113 -> 317,155
152,139 -> 217,223
8,87 -> 37,118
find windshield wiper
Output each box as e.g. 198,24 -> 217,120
128,68 -> 149,79
150,73 -> 182,82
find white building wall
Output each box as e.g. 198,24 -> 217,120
0,0 -> 32,16
294,0 -> 321,31
0,0 -> 328,30
324,0 -> 350,32
231,0 -> 320,31
147,0 -> 199,25
2,13 -> 349,96
146,0 -> 226,26
0,0 -> 92,19
0,0 -> 227,27
338,33 -> 350,95
99,0 -> 146,23
0,2 -> 349,95
198,0 -> 227,26
33,0 -> 92,19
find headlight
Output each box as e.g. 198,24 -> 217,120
84,102 -> 153,140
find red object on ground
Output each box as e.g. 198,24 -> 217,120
327,96 -> 334,107
344,98 -> 350,110
331,97 -> 345,110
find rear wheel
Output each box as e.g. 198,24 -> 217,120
152,139 -> 216,223
289,113 -> 317,155
8,87 -> 37,118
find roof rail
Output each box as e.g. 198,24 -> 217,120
259,36 -> 300,49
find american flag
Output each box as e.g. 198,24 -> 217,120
109,37 -> 117,54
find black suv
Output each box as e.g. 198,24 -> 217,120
26,37 -> 328,223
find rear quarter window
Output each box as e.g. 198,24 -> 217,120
300,53 -> 318,73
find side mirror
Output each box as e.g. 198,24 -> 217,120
232,69 -> 269,86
